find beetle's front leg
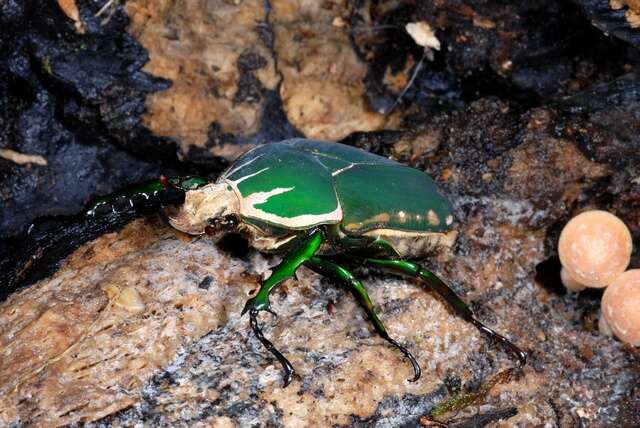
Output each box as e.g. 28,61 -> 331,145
242,228 -> 324,315
242,228 -> 324,387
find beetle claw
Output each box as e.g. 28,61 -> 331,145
386,337 -> 422,382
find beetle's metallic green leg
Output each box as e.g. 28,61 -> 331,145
242,229 -> 324,387
361,258 -> 527,366
242,229 -> 324,315
304,256 -> 421,382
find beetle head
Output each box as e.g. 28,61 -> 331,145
168,182 -> 240,236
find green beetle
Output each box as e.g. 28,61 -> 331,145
164,138 -> 526,386
76,138 -> 527,386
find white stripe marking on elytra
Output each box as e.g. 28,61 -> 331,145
232,167 -> 270,184
331,163 -> 355,176
243,186 -> 295,207
223,153 -> 264,178
225,179 -> 343,228
245,202 -> 343,228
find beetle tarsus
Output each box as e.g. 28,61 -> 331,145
386,336 -> 422,382
471,320 -> 527,366
249,309 -> 295,387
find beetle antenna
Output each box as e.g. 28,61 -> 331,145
205,214 -> 240,236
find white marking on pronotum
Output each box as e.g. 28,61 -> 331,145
331,163 -> 355,176
223,153 -> 264,178
233,167 -> 270,184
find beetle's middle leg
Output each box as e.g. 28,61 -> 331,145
242,228 -> 324,387
304,256 -> 421,382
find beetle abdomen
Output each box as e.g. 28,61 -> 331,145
362,229 -> 458,259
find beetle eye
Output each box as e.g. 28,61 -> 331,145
205,214 -> 240,235
223,214 -> 239,228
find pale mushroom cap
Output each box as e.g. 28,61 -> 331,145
601,269 -> 640,346
598,314 -> 613,337
560,267 -> 586,292
558,210 -> 632,287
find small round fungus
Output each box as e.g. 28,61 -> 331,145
598,314 -> 613,337
560,267 -> 586,292
558,210 -> 632,288
601,269 -> 640,346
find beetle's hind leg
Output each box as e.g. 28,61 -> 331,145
361,258 -> 527,366
305,256 -> 421,382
